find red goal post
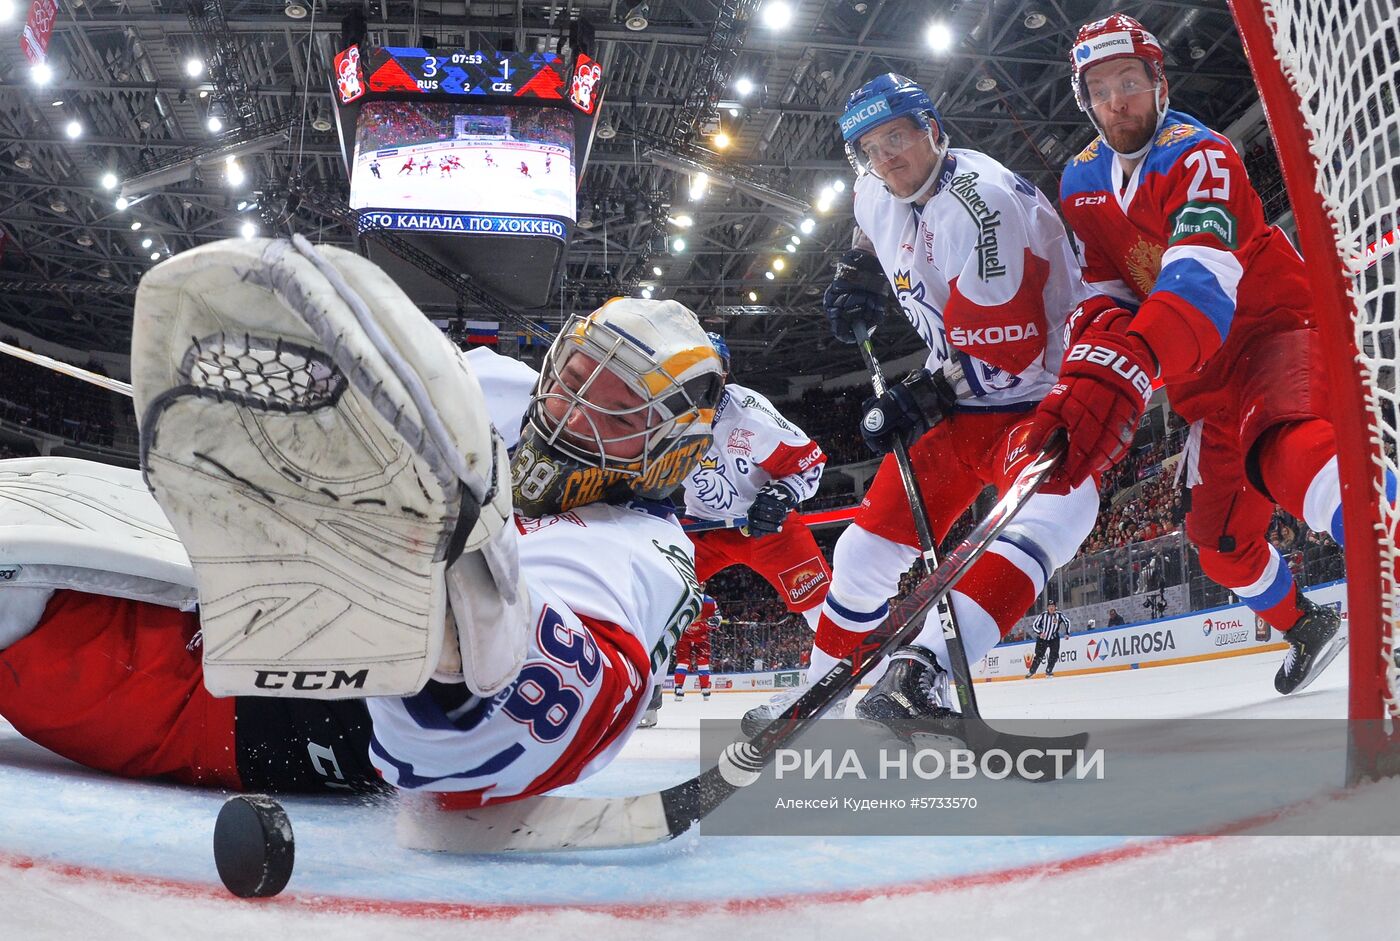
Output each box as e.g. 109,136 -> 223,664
1229,0 -> 1399,780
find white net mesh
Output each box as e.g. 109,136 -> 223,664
181,334 -> 344,411
1253,1 -> 1400,716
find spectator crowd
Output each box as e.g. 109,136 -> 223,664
0,337 -> 130,448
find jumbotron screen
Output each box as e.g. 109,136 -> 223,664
349,100 -> 576,228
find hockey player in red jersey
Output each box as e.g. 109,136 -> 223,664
681,332 -> 832,631
398,157 -> 416,175
673,595 -> 719,700
1047,13 -> 1348,694
745,73 -> 1104,737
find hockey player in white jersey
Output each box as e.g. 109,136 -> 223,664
745,74 -> 1118,739
0,236 -> 728,817
681,332 -> 832,629
365,299 -> 725,808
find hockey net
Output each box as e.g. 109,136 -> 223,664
1230,0 -> 1400,778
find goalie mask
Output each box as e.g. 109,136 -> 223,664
512,298 -> 725,517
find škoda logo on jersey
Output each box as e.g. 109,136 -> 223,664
1066,343 -> 1153,403
950,323 -> 1040,347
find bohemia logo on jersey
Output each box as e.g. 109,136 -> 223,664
778,557 -> 830,605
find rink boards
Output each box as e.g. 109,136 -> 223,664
691,581 -> 1347,691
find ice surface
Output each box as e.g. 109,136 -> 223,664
3,648 -> 1395,940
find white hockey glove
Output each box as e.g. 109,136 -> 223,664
131,235 -> 524,699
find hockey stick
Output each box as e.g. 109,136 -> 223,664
681,515 -> 749,533
395,434 -> 1084,854
849,321 -> 985,719
0,339 -> 135,397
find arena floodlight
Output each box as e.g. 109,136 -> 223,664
624,2 -> 649,31
762,1 -> 793,30
926,22 -> 954,52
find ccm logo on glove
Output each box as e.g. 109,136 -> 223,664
1065,343 -> 1153,404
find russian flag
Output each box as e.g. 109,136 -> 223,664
463,320 -> 499,346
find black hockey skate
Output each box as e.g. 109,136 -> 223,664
854,645 -> 965,746
1275,595 -> 1346,695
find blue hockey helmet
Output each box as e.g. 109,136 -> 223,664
706,331 -> 731,377
839,73 -> 949,203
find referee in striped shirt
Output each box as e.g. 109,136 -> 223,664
1026,601 -> 1071,678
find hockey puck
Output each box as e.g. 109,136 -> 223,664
213,794 -> 295,898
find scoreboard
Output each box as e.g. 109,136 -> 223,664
330,44 -> 604,309
334,45 -> 603,116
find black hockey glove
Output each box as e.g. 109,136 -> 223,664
860,368 -> 958,455
824,249 -> 890,344
747,482 -> 798,538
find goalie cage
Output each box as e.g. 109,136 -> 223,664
1230,0 -> 1400,781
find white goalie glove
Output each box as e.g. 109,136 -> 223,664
131,235 -> 526,699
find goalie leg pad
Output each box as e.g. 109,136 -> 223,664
0,457 -> 197,609
131,236 -> 521,699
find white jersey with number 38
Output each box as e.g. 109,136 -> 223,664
367,348 -> 702,808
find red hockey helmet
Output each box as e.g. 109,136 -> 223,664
1069,13 -> 1167,114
